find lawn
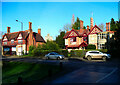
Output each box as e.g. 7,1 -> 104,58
2,61 -> 60,84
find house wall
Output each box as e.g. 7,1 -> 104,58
97,32 -> 115,49
16,44 -> 26,55
65,39 -> 68,45
89,34 -> 98,49
65,37 -> 83,47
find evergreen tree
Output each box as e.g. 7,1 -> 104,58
72,17 -> 80,30
110,18 -> 118,31
56,31 -> 65,49
83,26 -> 86,29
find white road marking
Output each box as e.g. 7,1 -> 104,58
96,67 -> 118,83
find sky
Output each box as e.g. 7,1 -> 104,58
1,1 -> 119,40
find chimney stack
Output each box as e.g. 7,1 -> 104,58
106,23 -> 109,31
90,17 -> 93,30
106,22 -> 110,31
28,22 -> 32,32
7,27 -> 10,33
80,20 -> 83,29
38,28 -> 41,36
29,22 -> 32,29
87,25 -> 89,30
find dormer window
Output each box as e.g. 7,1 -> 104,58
11,39 -> 14,44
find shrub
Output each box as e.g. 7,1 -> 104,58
60,50 -> 68,57
42,41 -> 60,51
87,44 -> 96,49
70,50 -> 86,57
98,49 -> 108,53
29,45 -> 36,55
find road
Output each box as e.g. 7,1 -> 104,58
2,57 -> 120,84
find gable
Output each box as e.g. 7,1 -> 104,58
68,31 -> 78,37
88,25 -> 103,35
82,33 -> 87,37
17,33 -> 22,39
91,27 -> 101,34
3,36 -> 8,41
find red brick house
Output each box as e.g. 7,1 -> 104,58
2,22 -> 45,55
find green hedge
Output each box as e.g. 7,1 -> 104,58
86,44 -> 96,49
70,50 -> 86,57
29,49 -> 68,57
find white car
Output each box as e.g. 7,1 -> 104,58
85,51 -> 111,61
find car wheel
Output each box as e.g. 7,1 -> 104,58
102,56 -> 106,61
57,57 -> 60,60
87,56 -> 91,61
46,57 -> 49,60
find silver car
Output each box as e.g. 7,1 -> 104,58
85,51 -> 111,61
45,52 -> 64,60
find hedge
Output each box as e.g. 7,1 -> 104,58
70,50 -> 86,57
29,49 -> 68,57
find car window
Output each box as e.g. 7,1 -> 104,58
49,53 -> 54,55
89,52 -> 99,54
54,53 -> 59,55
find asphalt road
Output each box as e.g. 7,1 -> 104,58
1,57 -> 120,84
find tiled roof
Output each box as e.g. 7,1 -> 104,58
63,28 -> 89,39
2,31 -> 45,42
4,31 -> 28,41
33,32 -> 45,42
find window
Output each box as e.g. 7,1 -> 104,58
99,44 -> 105,49
11,39 -> 14,44
83,37 -> 87,41
3,42 -> 7,45
89,52 -> 99,54
18,40 -> 23,44
50,53 -> 54,55
98,34 -> 100,39
70,37 -> 76,42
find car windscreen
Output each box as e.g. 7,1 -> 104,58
50,52 -> 59,55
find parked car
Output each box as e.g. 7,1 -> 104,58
85,51 -> 111,61
45,52 -> 64,60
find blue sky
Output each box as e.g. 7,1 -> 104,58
1,2 -> 119,40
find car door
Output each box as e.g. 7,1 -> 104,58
92,52 -> 101,58
49,53 -> 54,59
98,52 -> 104,58
50,53 -> 57,59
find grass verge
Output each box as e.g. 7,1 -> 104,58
2,61 -> 60,84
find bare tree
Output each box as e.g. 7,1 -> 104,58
63,23 -> 72,32
59,23 -> 72,33
98,23 -> 105,31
